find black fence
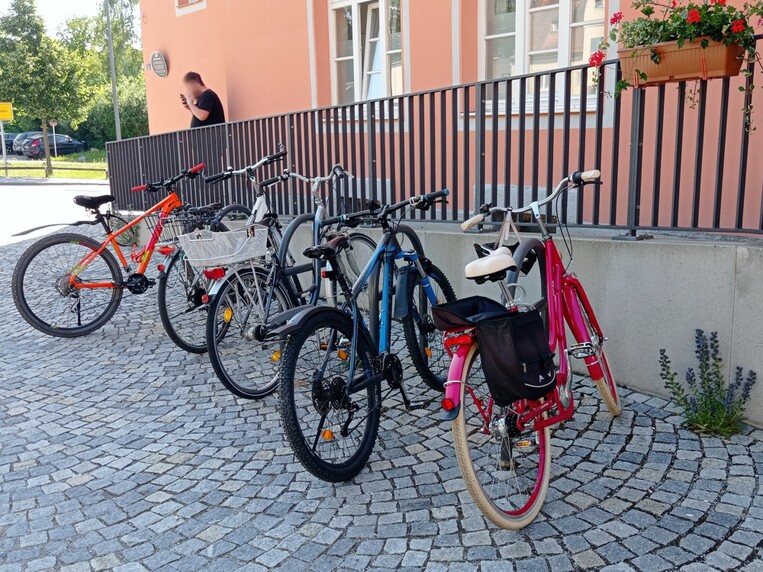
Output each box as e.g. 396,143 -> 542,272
107,41 -> 763,235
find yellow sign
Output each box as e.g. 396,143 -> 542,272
0,102 -> 13,122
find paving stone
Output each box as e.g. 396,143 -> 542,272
1,231 -> 762,572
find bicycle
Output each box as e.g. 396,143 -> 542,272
12,163 -> 206,337
156,201 -> 252,353
432,169 -> 621,529
197,160 -> 377,399
274,189 -> 456,482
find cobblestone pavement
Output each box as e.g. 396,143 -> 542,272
2,235 -> 763,572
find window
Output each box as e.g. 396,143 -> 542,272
176,0 -> 205,16
481,0 -> 605,100
331,0 -> 404,104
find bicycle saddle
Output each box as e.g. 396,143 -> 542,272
73,195 -> 115,210
464,247 -> 517,282
303,235 -> 350,261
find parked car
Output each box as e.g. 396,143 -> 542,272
4,132 -> 18,155
13,132 -> 42,155
22,134 -> 87,159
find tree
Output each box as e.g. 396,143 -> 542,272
0,0 -> 88,173
77,76 -> 148,149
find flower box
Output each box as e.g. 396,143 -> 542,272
618,39 -> 745,87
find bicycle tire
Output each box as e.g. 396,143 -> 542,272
157,249 -> 209,354
572,290 -> 621,416
401,262 -> 457,391
109,215 -> 138,246
278,310 -> 381,482
12,232 -> 123,337
331,232 -> 377,313
206,266 -> 293,399
453,344 -> 552,529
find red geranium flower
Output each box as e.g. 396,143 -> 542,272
732,19 -> 746,33
610,11 -> 623,25
687,9 -> 701,24
588,50 -> 605,67
710,0 -> 727,5
671,0 -> 677,6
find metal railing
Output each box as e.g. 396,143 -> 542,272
107,42 -> 762,235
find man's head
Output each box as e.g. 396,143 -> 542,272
183,71 -> 206,98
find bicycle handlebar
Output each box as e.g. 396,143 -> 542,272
203,144 -> 287,184
131,162 -> 206,193
321,189 -> 449,227
460,170 -> 601,230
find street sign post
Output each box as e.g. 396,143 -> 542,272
49,120 -> 58,157
0,102 -> 12,178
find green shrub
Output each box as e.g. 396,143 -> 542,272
660,330 -> 756,437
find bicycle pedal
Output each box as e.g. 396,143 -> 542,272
567,342 -> 596,359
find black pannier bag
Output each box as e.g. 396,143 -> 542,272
432,296 -> 556,406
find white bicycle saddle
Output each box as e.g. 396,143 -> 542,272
464,246 -> 518,280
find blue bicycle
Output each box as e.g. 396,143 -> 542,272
274,189 -> 455,482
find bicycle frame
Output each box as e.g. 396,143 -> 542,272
68,191 -> 183,289
344,227 -> 439,383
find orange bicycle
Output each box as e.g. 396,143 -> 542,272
12,163 -> 205,337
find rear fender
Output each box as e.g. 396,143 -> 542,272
269,306 -> 375,352
206,265 -> 267,297
12,219 -> 97,237
441,340 -> 478,421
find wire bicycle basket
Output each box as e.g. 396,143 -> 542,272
143,212 -> 200,244
178,225 -> 269,268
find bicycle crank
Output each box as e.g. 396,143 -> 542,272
118,273 -> 156,294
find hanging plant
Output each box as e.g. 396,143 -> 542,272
589,0 -> 763,126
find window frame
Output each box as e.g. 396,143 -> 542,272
478,0 -> 604,115
176,0 -> 206,17
329,0 -> 403,105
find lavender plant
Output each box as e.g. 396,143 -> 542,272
659,329 -> 756,437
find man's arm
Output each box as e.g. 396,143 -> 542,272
187,98 -> 210,122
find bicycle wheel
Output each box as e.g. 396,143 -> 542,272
333,232 -> 377,316
109,215 -> 138,246
206,267 -> 293,399
452,344 -> 552,529
402,262 -> 457,391
12,232 -> 123,337
572,289 -> 621,416
278,310 -> 381,482
157,250 -> 209,354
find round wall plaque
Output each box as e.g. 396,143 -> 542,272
150,51 -> 169,78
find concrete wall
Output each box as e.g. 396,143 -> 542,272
288,223 -> 763,427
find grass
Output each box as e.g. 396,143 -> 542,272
51,149 -> 107,163
0,158 -> 108,180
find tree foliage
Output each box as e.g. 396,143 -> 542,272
0,0 -> 88,172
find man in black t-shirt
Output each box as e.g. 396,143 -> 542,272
181,71 -> 226,128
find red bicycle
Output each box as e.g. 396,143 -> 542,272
434,170 -> 620,529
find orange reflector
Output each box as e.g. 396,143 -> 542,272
272,350 -> 281,362
424,347 -> 432,358
516,440 -> 532,448
337,349 -> 348,361
204,267 -> 225,280
222,307 -> 233,323
157,264 -> 165,273
157,245 -> 175,256
441,398 -> 455,411
322,429 -> 335,441
201,294 -> 210,304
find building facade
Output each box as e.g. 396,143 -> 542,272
140,0 -> 621,133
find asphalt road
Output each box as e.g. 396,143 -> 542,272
0,179 -> 108,246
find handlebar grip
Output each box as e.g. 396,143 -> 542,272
267,149 -> 288,164
461,213 -> 486,232
260,175 -> 284,187
188,163 -> 206,174
131,184 -> 148,193
570,169 -> 601,184
204,172 -> 230,184
424,188 -> 450,202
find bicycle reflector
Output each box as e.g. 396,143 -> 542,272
203,267 -> 225,280
157,245 -> 175,256
441,397 -> 456,411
